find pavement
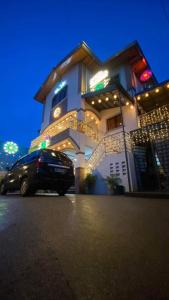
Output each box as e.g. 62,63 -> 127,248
0,194 -> 169,300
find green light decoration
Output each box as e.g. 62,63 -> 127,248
94,82 -> 105,91
3,141 -> 19,155
40,140 -> 50,149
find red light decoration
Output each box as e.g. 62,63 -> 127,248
140,69 -> 152,82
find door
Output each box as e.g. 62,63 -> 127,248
6,160 -> 22,190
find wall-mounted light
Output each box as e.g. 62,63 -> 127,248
126,102 -> 129,106
91,101 -> 95,105
155,88 -> 159,93
105,97 -> 109,101
113,94 -> 117,99
140,69 -> 152,82
137,96 -> 141,100
54,80 -> 66,95
98,99 -> 102,103
145,93 -> 149,98
53,107 -> 61,118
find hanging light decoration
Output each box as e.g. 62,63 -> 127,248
3,141 -> 19,155
140,69 -> 152,82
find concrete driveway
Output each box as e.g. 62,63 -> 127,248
0,194 -> 169,300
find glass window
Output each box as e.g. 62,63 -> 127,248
107,114 -> 122,131
52,85 -> 67,108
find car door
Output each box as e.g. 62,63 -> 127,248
6,160 -> 22,190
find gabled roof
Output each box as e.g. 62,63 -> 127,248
34,42 -> 101,103
34,41 -> 157,103
105,41 -> 157,83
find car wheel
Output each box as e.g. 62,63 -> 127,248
58,188 -> 67,196
0,183 -> 7,195
20,178 -> 32,197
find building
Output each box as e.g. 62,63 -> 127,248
30,41 -> 169,194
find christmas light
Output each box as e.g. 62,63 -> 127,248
140,69 -> 152,82
3,141 -> 19,155
53,107 -> 61,118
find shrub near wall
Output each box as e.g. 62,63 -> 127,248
84,174 -> 97,194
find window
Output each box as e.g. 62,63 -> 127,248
52,85 -> 67,108
107,114 -> 122,131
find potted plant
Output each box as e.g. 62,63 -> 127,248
105,175 -> 124,195
85,173 -> 97,194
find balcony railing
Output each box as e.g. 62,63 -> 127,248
139,104 -> 169,128
30,116 -> 99,149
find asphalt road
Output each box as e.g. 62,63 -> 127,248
0,194 -> 169,300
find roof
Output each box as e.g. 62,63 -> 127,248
34,41 -> 157,103
105,41 -> 157,83
34,42 -> 102,103
136,79 -> 169,112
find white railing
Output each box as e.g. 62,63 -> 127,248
30,117 -> 99,150
87,131 -> 131,171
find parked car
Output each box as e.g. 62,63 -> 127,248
0,149 -> 75,196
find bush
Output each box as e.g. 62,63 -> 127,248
85,174 -> 96,193
105,175 -> 122,194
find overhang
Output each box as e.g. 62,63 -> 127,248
83,83 -> 134,112
136,79 -> 169,112
105,41 -> 157,85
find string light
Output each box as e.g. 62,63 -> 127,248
137,96 -> 141,100
113,94 -> 117,99
91,101 -> 95,105
98,99 -> 102,103
145,93 -> 149,98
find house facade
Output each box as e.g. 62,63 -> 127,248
30,41 -> 169,194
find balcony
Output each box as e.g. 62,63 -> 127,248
30,111 -> 99,151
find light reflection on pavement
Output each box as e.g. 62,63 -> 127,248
0,199 -> 9,231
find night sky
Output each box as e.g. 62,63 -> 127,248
1,0 -> 169,148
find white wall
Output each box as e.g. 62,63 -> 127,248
41,64 -> 82,131
93,151 -> 137,194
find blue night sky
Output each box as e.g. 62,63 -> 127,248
0,0 -> 169,148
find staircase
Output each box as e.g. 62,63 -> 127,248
87,131 -> 131,171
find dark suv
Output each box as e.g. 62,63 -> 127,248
0,149 -> 75,196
